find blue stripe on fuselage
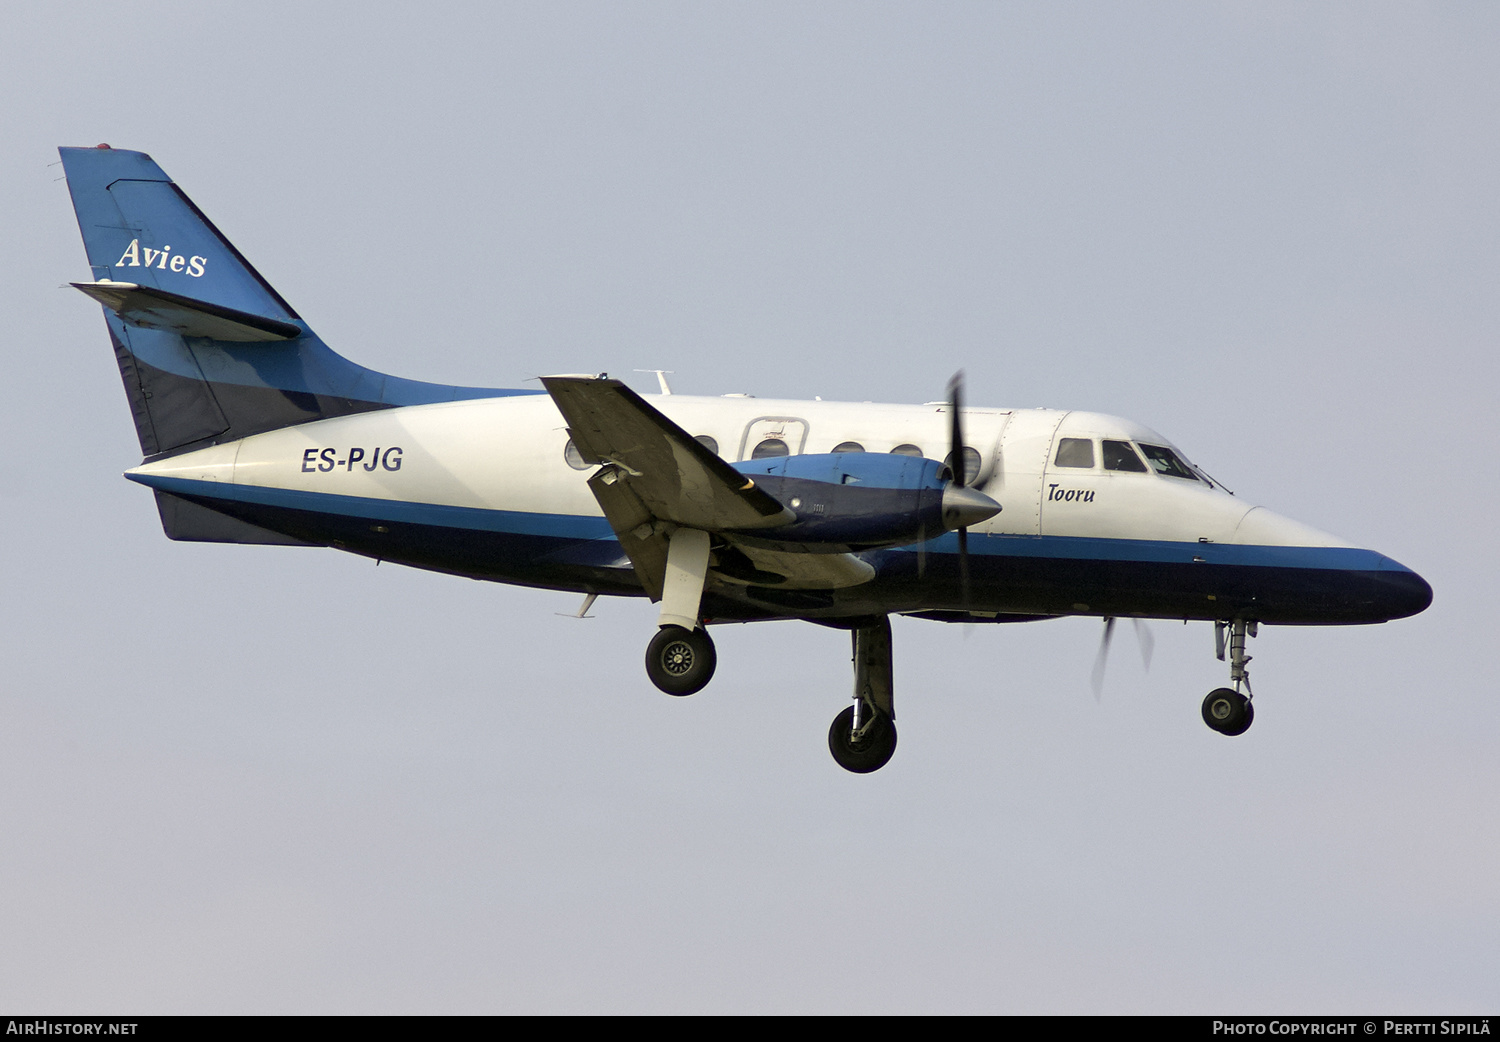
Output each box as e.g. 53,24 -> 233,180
917,531 -> 1404,573
128,474 -> 1411,576
130,474 -> 614,540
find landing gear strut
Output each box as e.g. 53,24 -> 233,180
643,526 -> 717,696
828,617 -> 898,773
1202,618 -> 1256,736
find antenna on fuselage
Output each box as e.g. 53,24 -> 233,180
557,592 -> 598,619
634,369 -> 674,395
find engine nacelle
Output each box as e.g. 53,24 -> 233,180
729,452 -> 996,551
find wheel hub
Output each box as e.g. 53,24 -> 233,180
662,642 -> 694,676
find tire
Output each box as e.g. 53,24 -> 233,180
1223,699 -> 1254,737
827,705 -> 898,773
1201,687 -> 1253,736
645,625 -> 716,696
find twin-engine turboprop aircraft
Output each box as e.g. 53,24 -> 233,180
59,145 -> 1432,773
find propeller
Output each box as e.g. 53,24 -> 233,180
949,372 -> 970,602
918,371 -> 1000,596
1090,616 -> 1156,700
940,370 -> 998,606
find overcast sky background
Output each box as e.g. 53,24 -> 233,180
2,1 -> 1495,1014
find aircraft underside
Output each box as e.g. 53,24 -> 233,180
158,483 -> 1430,627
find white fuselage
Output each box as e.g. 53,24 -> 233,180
130,391 -> 1332,553
124,390 -> 1435,626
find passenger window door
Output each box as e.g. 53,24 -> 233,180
738,418 -> 809,461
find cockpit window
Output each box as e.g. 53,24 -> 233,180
1138,443 -> 1199,481
1102,440 -> 1148,473
1054,438 -> 1094,468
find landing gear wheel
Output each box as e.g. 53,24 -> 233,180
1202,687 -> 1254,736
828,705 -> 898,773
645,625 -> 716,696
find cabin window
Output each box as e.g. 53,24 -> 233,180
1102,440 -> 1148,473
831,441 -> 865,453
889,443 -> 923,458
563,439 -> 593,470
1139,443 -> 1198,481
943,447 -> 982,484
1055,438 -> 1094,468
751,438 -> 790,459
695,435 -> 719,456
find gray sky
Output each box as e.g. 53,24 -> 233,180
2,1 -> 1495,1013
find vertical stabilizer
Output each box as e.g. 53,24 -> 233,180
59,145 -> 527,460
61,146 -> 300,324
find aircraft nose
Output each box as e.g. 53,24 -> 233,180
1373,557 -> 1433,620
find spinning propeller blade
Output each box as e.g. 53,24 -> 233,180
1132,617 -> 1155,671
948,371 -> 966,489
949,371 -> 970,605
1091,617 -> 1116,701
1091,616 -> 1155,699
914,371 -> 999,603
935,370 -> 1004,609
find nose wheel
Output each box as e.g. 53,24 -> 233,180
1203,618 -> 1256,736
1201,687 -> 1254,736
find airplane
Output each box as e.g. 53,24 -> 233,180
58,144 -> 1433,773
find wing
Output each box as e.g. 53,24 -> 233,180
543,376 -> 791,532
542,375 -> 873,599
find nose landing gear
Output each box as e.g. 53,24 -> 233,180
1202,686 -> 1254,736
1202,618 -> 1256,736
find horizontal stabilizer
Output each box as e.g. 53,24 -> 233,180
72,281 -> 301,342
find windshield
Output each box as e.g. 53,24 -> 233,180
1138,443 -> 1199,481
1103,440 -> 1147,472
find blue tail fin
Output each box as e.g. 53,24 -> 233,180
60,145 -> 528,458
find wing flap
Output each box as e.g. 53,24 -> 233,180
728,544 -> 875,589
588,464 -> 670,601
588,462 -> 873,596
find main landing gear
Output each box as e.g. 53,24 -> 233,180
829,705 -> 897,773
645,625 -> 716,696
641,612 -> 899,775
643,527 -> 718,697
828,617 -> 898,773
635,526 -> 900,771
1202,618 -> 1256,736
